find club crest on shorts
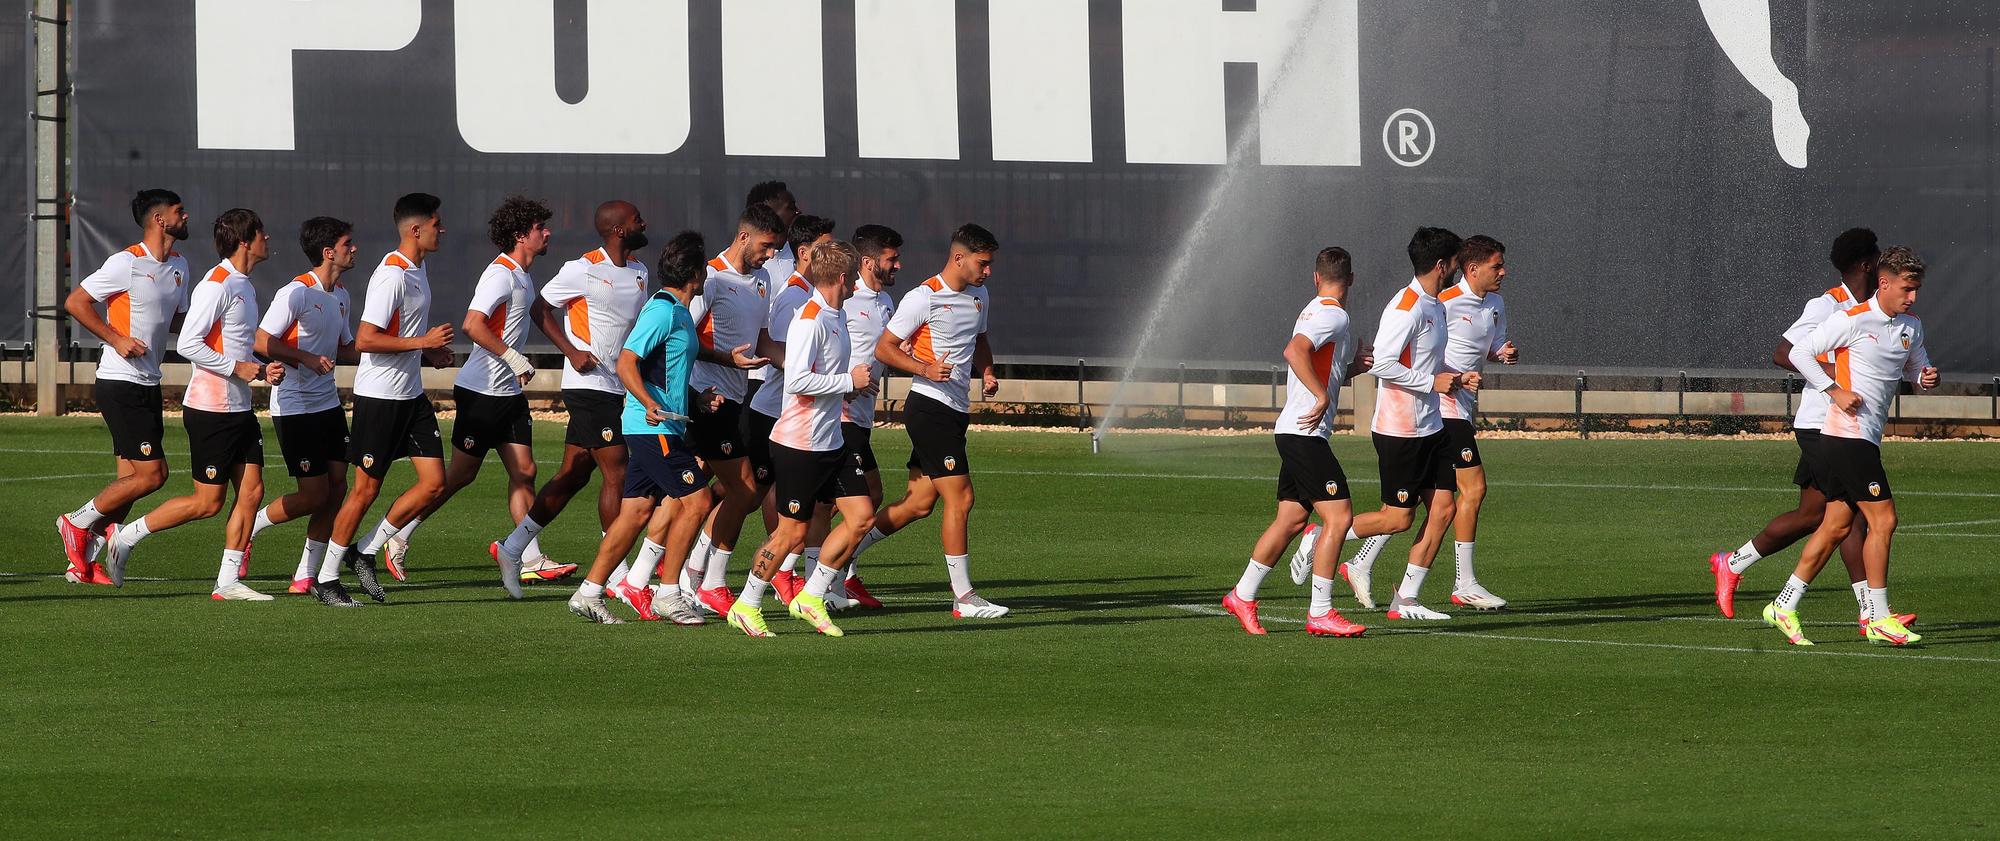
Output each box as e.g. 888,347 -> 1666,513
1324,480 -> 1339,495
755,466 -> 769,480
787,499 -> 800,514
139,441 -> 153,456
298,459 -> 311,472
681,470 -> 696,485
944,456 -> 957,471
1868,482 -> 1882,497
462,436 -> 476,451
1397,488 -> 1410,503
721,441 -> 734,455
204,465 -> 217,480
1461,448 -> 1475,463
362,454 -> 375,469
600,427 -> 614,442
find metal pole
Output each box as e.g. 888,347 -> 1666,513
1991,376 -> 1998,420
31,0 -> 68,416
1574,370 -> 1588,440
1176,363 -> 1186,429
1677,370 -> 1687,421
1076,358 -> 1085,431
1270,364 -> 1279,408
1785,373 -> 1795,417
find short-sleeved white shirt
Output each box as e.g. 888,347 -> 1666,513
456,253 -> 539,397
690,252 -> 770,403
80,243 -> 191,386
885,276 -> 989,414
539,247 -> 649,395
1274,296 -> 1353,439
353,251 -> 432,401
841,283 -> 896,427
258,272 -> 352,416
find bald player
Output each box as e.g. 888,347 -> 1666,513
490,200 -> 652,596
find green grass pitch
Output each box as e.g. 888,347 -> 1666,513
2,416 -> 1996,838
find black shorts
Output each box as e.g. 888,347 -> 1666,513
1816,436 -> 1892,503
1373,430 -> 1455,507
1791,428 -> 1822,490
97,379 -> 165,461
622,433 -> 709,500
348,395 -> 443,478
183,408 -> 264,485
1443,418 -> 1482,470
771,443 -> 869,521
1275,434 -> 1352,503
562,388 -> 624,450
743,408 -> 778,487
273,408 -> 349,478
690,394 -> 748,462
904,392 -> 971,478
842,422 -> 878,472
453,387 -> 533,456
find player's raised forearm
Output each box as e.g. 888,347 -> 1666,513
1281,337 -> 1328,403
461,310 -> 511,358
875,331 -> 927,377
757,330 -> 786,370
531,298 -> 583,358
1787,340 -> 1834,391
255,330 -> 315,369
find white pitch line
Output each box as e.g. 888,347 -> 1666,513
0,571 -> 170,582
1902,533 -> 2000,539
1900,518 -> 2000,530
1170,604 -> 2000,664
0,472 -> 97,483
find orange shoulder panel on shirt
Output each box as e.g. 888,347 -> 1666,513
787,274 -> 809,290
1438,286 -> 1465,302
204,265 -> 231,283
1843,303 -> 1870,316
584,249 -> 608,265
494,254 -> 520,271
923,276 -> 944,292
706,257 -> 728,273
384,252 -> 412,270
1828,285 -> 1850,303
1318,297 -> 1343,308
294,272 -> 318,288
799,301 -> 822,321
123,244 -> 146,257
1394,288 -> 1420,311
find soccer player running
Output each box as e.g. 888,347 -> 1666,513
490,201 -> 653,594
247,217 -> 361,593
679,204 -> 786,613
312,193 -> 455,607
726,240 -> 877,638
383,197 -> 566,582
1222,247 -> 1372,638
103,209 -> 285,598
1334,227 -> 1478,620
56,189 -> 192,586
747,214 -> 838,604
1708,228 -> 1904,631
568,231 -> 739,625
1761,246 -> 1935,646
782,223 -> 904,610
838,224 -> 1009,619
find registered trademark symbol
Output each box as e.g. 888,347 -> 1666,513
1382,108 -> 1435,167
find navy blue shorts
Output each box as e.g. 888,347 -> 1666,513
622,433 -> 708,500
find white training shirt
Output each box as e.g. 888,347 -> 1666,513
690,252 -> 770,403
749,241 -> 794,385
259,272 -> 353,416
1369,278 -> 1448,438
749,273 -> 815,419
885,275 -> 990,414
1782,283 -> 1863,432
773,289 -> 854,453
541,247 -> 650,396
1437,279 -> 1507,421
179,261 -> 262,414
842,282 -> 896,427
353,250 -> 432,401
456,253 -> 538,397
1792,297 -> 1929,447
1274,296 -> 1353,440
79,243 -> 190,387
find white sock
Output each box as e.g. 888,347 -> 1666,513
1350,534 -> 1390,573
1309,575 -> 1335,616
1727,540 -> 1763,574
1775,575 -> 1808,611
68,500 -> 105,530
702,548 -> 732,590
1453,541 -> 1477,589
295,540 -> 326,581
635,539 -> 666,579
780,552 -> 801,573
112,517 -> 152,552
523,535 -> 546,563
685,531 -> 714,578
945,553 -> 973,598
1344,526 -> 1360,541
1850,580 -> 1868,609
652,582 -> 680,599
609,561 -> 632,589
359,517 -> 400,555
1395,564 -> 1429,602
216,549 -> 244,589
740,573 -> 770,608
319,544 -> 349,583
396,516 -> 424,540
501,516 -> 544,559
250,508 -> 277,539
844,556 -> 858,581
805,562 -> 841,599
1233,558 -> 1272,602
577,579 -> 604,600
853,527 -> 888,559
1864,587 -> 1891,622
